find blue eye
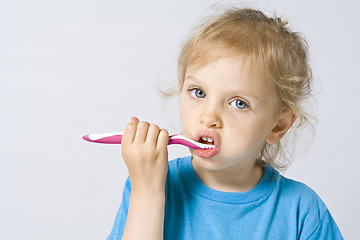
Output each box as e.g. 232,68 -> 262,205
230,99 -> 248,110
190,88 -> 206,98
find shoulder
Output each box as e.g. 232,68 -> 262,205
167,155 -> 191,176
263,167 -> 329,221
278,175 -> 326,210
168,157 -> 181,169
165,155 -> 196,197
278,175 -> 320,198
275,174 -> 342,239
277,175 -> 328,217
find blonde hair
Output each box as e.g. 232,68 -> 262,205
165,7 -> 313,170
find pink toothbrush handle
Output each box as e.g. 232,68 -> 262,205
83,133 -> 214,150
82,134 -> 186,146
82,134 -> 122,144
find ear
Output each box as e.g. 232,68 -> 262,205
266,110 -> 297,145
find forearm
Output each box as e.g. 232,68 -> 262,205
122,188 -> 165,240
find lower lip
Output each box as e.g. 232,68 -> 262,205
193,147 -> 220,158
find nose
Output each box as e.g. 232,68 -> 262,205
199,103 -> 222,128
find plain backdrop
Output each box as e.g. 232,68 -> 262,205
1,0 -> 359,239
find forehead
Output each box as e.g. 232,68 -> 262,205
186,54 -> 271,85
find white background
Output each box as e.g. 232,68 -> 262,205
1,0 -> 359,239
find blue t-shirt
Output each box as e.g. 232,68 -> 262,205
107,156 -> 343,239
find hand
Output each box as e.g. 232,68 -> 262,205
121,117 -> 169,192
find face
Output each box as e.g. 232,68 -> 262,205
180,55 -> 283,172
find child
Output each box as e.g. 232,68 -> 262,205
107,7 -> 343,240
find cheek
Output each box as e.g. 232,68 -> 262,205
180,96 -> 186,117
223,113 -> 269,149
180,96 -> 192,129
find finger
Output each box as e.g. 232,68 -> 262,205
146,124 -> 160,145
157,128 -> 169,150
122,121 -> 137,145
134,121 -> 150,143
130,116 -> 139,123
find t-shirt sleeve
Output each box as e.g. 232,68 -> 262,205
306,209 -> 343,240
106,177 -> 131,240
282,179 -> 343,240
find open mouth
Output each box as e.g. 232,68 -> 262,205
193,132 -> 220,158
195,132 -> 219,147
198,136 -> 215,145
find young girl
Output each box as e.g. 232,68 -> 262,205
107,7 -> 343,240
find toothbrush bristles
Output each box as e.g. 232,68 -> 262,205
201,145 -> 216,150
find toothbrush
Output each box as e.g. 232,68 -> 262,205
82,132 -> 215,150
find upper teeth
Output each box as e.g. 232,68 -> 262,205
201,137 -> 214,143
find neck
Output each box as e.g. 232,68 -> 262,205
192,159 -> 264,193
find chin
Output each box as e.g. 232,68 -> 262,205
191,153 -> 224,171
